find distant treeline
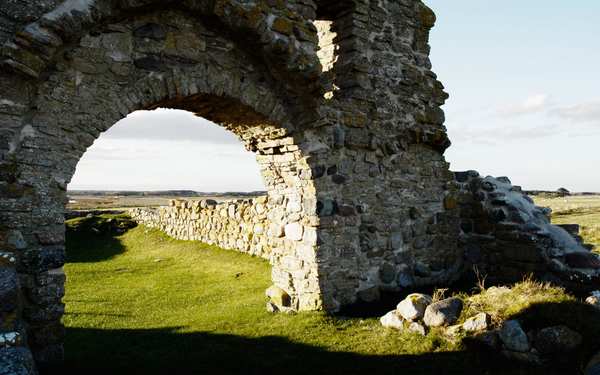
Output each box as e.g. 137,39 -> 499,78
68,190 -> 267,197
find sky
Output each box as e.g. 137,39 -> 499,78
69,1 -> 600,192
427,0 -> 600,192
69,110 -> 266,191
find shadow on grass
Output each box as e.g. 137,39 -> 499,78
65,215 -> 134,263
66,231 -> 125,263
507,300 -> 600,367
40,326 -> 552,375
457,300 -> 600,373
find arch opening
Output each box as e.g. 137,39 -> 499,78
68,108 -> 266,193
2,7 -> 324,365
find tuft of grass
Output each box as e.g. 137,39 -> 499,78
459,277 -> 575,326
431,288 -> 448,303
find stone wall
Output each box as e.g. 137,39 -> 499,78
129,198 -> 273,260
455,171 -> 600,291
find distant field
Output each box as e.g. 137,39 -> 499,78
67,194 -> 262,211
534,195 -> 600,251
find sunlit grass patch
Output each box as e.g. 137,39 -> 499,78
61,217 -> 470,374
57,215 -> 595,374
534,195 -> 600,251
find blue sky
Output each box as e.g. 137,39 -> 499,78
69,1 -> 600,192
428,0 -> 600,191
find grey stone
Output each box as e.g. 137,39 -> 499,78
380,310 -> 404,330
501,349 -> 541,365
391,232 -> 403,250
408,322 -> 426,336
0,267 -> 18,313
266,301 -> 278,313
133,23 -> 167,40
396,264 -> 414,288
133,56 -> 167,71
379,263 -> 396,284
337,205 -> 356,217
565,252 -> 600,269
445,324 -> 463,336
0,347 -> 35,375
457,173 -> 598,293
357,286 -> 380,303
462,312 -> 489,332
0,332 -> 21,347
423,297 -> 463,327
265,285 -> 291,308
472,330 -> 500,349
499,320 -> 530,352
331,174 -> 347,184
318,199 -> 335,216
333,126 -> 345,148
284,223 -> 303,242
586,291 -> 600,309
414,261 -> 431,277
396,293 -> 432,321
6,231 -> 26,250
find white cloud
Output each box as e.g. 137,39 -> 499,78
103,109 -> 241,145
70,135 -> 265,191
497,94 -> 551,117
449,95 -> 600,146
551,99 -> 600,123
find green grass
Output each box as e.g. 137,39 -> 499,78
51,215 -> 598,374
459,279 -> 576,326
534,195 -> 600,251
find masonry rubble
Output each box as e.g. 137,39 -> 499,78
454,171 -> 600,291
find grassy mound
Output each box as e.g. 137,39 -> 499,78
458,280 -> 600,368
460,279 -> 576,325
49,215 -> 597,374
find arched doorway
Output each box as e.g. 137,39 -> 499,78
2,6 -> 325,364
1,1 -> 468,370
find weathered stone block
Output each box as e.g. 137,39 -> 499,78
0,347 -> 35,375
0,268 -> 18,313
284,223 -> 303,242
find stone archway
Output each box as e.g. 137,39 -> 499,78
0,3 -> 328,364
1,0 -> 474,371
3,2 -> 599,372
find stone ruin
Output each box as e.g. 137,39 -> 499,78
130,198 -> 275,259
0,0 -> 597,372
455,172 -> 599,291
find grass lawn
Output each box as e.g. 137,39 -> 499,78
535,195 -> 600,251
49,215 -> 598,374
